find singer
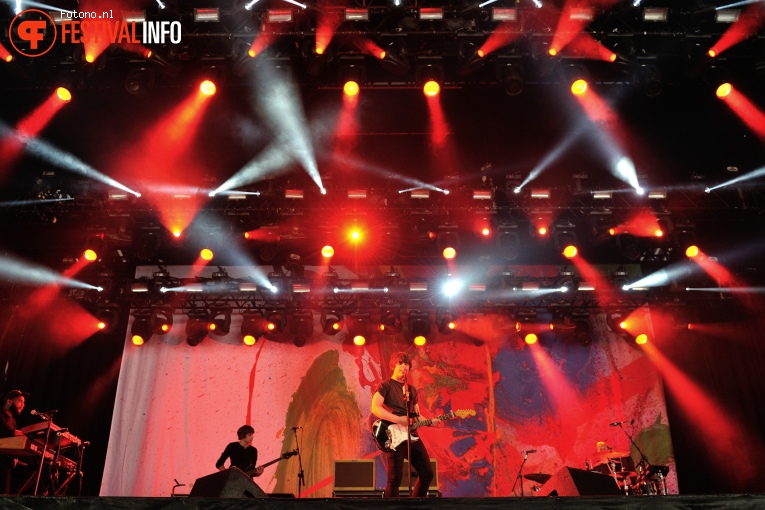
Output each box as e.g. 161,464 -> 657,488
215,425 -> 264,478
0,390 -> 29,494
371,352 -> 440,498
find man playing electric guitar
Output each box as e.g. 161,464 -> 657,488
371,352 -> 439,498
215,424 -> 264,478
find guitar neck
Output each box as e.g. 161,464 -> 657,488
411,412 -> 454,432
256,457 -> 282,470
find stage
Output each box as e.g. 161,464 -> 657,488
2,495 -> 765,510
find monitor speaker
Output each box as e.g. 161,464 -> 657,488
189,467 -> 268,498
536,467 -> 622,497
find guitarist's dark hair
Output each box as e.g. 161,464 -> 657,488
237,424 -> 255,439
389,351 -> 412,372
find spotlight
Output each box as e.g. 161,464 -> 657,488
151,305 -> 173,334
83,249 -> 98,262
418,60 -> 444,97
321,309 -> 344,335
208,306 -> 232,335
291,309 -> 313,347
321,245 -> 335,259
379,307 -> 402,334
131,312 -> 153,346
348,312 -> 371,345
200,248 -> 214,261
497,62 -> 524,96
423,80 -> 440,97
716,82 -> 732,99
96,306 -> 121,333
265,308 -> 286,336
408,310 -> 431,346
524,333 -> 538,345
56,87 -> 72,102
571,79 -> 588,95
635,333 -> 649,345
436,309 -> 456,335
200,80 -> 217,96
241,311 -> 266,345
186,311 -> 209,346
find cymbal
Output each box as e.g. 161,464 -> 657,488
523,473 -> 552,484
592,450 -> 630,459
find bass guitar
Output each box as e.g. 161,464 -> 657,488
245,450 -> 298,477
371,409 -> 475,452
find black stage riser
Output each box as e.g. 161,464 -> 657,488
2,495 -> 765,510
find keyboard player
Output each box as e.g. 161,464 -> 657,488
0,390 -> 28,494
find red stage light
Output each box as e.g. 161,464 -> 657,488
525,333 -> 538,345
481,227 -> 491,236
654,229 -> 664,237
267,322 -> 276,331
414,335 -> 427,346
549,48 -> 558,56
349,229 -> 362,242
160,324 -> 170,333
353,335 -> 366,346
423,80 -> 440,97
85,54 -> 95,63
172,230 -> 182,238
243,335 -> 256,346
200,248 -> 214,261
635,333 -> 648,345
477,50 -> 485,58
443,247 -> 457,260
83,249 -> 98,261
571,79 -> 588,95
378,50 -> 386,59
200,80 -> 217,96
686,245 -> 700,258
144,49 -> 152,59
321,245 -> 335,258
97,321 -> 107,330
708,49 -> 717,58
132,335 -> 145,346
5,55 -> 12,63
563,245 -> 578,259
343,81 -> 359,97
716,83 -> 732,99
56,87 -> 72,102
608,53 -> 617,62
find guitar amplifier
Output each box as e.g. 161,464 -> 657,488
333,460 -> 375,492
399,459 -> 438,492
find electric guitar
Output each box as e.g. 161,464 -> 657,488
245,450 -> 297,477
371,409 -> 475,452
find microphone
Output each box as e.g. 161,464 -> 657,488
524,450 -> 537,454
31,409 -> 58,416
291,426 -> 302,430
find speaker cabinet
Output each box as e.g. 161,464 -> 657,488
399,459 -> 439,491
536,467 -> 622,497
189,467 -> 268,498
333,460 -> 376,491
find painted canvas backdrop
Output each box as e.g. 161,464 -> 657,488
101,266 -> 676,497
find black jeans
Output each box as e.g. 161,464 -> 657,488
383,439 -> 433,497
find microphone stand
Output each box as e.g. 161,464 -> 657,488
293,428 -> 305,498
511,451 -> 530,497
404,375 -> 413,497
33,410 -> 57,496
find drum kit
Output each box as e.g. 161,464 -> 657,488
590,449 -> 668,496
522,450 -> 669,496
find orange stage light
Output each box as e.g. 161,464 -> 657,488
353,335 -> 366,346
83,249 -> 98,261
608,53 -> 617,62
172,230 -> 182,238
477,50 -> 485,58
716,83 -> 732,99
343,81 -> 359,97
538,226 -> 548,236
321,245 -> 335,258
525,333 -> 538,345
132,335 -> 145,346
443,247 -> 457,260
4,55 -> 11,62
200,80 -> 217,96
549,48 -> 557,56
635,333 -> 648,344
56,87 -> 72,102
243,335 -> 256,346
619,321 -> 627,329
97,321 -> 107,330
563,245 -> 578,259
161,324 -> 170,333
200,248 -> 214,261
423,80 -> 440,97
571,79 -> 588,95
414,335 -> 427,346
708,49 -> 717,58
378,50 -> 386,59
481,227 -> 491,236
686,245 -> 700,258
350,229 -> 362,241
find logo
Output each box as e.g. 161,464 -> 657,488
9,9 -> 57,57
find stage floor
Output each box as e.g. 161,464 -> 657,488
2,495 -> 765,510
